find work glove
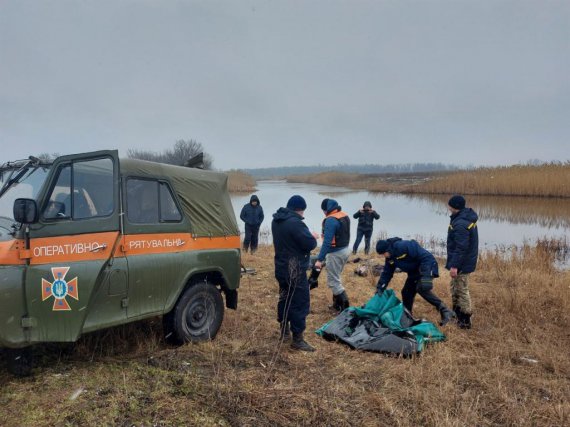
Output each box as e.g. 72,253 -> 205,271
308,266 -> 321,290
376,281 -> 389,295
416,277 -> 433,293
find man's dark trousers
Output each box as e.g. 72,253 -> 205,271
243,224 -> 260,252
353,228 -> 373,254
277,274 -> 310,334
401,274 -> 444,314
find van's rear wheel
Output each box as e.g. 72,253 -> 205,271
165,282 -> 224,344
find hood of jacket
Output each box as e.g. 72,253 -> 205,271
324,199 -> 341,215
250,195 -> 260,205
272,207 -> 301,223
452,207 -> 478,223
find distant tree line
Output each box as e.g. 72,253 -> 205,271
127,140 -> 213,170
242,162 -> 465,179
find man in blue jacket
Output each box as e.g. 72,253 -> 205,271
446,195 -> 479,329
376,237 -> 455,326
314,198 -> 351,312
352,201 -> 380,255
272,195 -> 318,351
240,195 -> 264,254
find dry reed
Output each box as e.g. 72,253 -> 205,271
289,163 -> 570,198
227,170 -> 257,193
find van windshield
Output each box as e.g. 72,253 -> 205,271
0,162 -> 50,224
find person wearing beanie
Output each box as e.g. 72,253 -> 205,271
446,195 -> 479,329
352,201 -> 380,255
375,237 -> 456,326
272,195 -> 318,351
314,198 -> 351,312
240,194 -> 264,254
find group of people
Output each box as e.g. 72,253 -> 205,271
240,193 -> 479,352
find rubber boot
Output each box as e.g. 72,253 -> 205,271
439,306 -> 456,326
332,291 -> 350,312
459,312 -> 472,329
291,333 -> 315,352
279,321 -> 291,342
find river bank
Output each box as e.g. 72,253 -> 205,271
287,163 -> 570,198
1,243 -> 568,426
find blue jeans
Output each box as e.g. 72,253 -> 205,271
352,228 -> 373,254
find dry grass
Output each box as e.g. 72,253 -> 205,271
289,163 -> 570,198
227,170 -> 257,193
1,244 -> 569,426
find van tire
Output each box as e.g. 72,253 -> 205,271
6,347 -> 33,377
166,282 -> 224,344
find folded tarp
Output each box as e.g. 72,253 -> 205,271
316,289 -> 445,356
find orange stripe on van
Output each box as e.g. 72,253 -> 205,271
115,233 -> 240,257
0,239 -> 27,265
27,232 -> 120,265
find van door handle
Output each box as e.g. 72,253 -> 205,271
90,244 -> 108,253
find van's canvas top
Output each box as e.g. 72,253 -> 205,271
120,158 -> 239,238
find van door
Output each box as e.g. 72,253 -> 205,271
23,151 -> 124,343
121,177 -> 188,319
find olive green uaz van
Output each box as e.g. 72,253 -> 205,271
0,150 -> 241,375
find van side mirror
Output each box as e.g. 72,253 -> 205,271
13,198 -> 39,224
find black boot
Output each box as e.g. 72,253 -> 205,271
459,312 -> 472,329
332,291 -> 350,312
455,307 -> 472,329
291,333 -> 315,352
279,321 -> 291,342
439,306 -> 456,326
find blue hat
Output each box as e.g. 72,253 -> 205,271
376,240 -> 390,254
448,195 -> 466,210
286,195 -> 307,211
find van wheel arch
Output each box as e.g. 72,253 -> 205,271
163,275 -> 225,345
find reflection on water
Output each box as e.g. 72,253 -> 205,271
409,194 -> 570,229
230,181 -> 570,253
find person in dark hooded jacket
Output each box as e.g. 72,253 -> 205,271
352,201 -> 380,255
272,195 -> 318,351
240,195 -> 264,253
375,237 -> 455,326
446,195 -> 479,329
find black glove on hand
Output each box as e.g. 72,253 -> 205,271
376,281 -> 389,295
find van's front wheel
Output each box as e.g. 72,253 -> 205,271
165,282 -> 224,344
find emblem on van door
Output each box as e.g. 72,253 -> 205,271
41,267 -> 79,311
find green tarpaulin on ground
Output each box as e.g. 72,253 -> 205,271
316,290 -> 445,355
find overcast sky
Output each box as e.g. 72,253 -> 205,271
1,0 -> 568,170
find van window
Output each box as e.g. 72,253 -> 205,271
160,182 -> 182,222
127,179 -> 182,224
43,158 -> 114,220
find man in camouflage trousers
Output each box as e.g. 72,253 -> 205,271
446,195 -> 479,329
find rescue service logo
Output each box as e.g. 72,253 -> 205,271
41,267 -> 79,311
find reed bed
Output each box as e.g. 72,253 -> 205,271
289,163 -> 570,198
407,163 -> 570,198
1,242 -> 568,426
227,170 -> 257,193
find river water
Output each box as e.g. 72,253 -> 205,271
230,181 -> 570,256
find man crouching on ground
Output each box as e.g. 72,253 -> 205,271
272,195 -> 318,351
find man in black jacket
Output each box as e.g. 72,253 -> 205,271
352,201 -> 380,255
446,195 -> 479,329
240,195 -> 264,253
272,195 -> 318,351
